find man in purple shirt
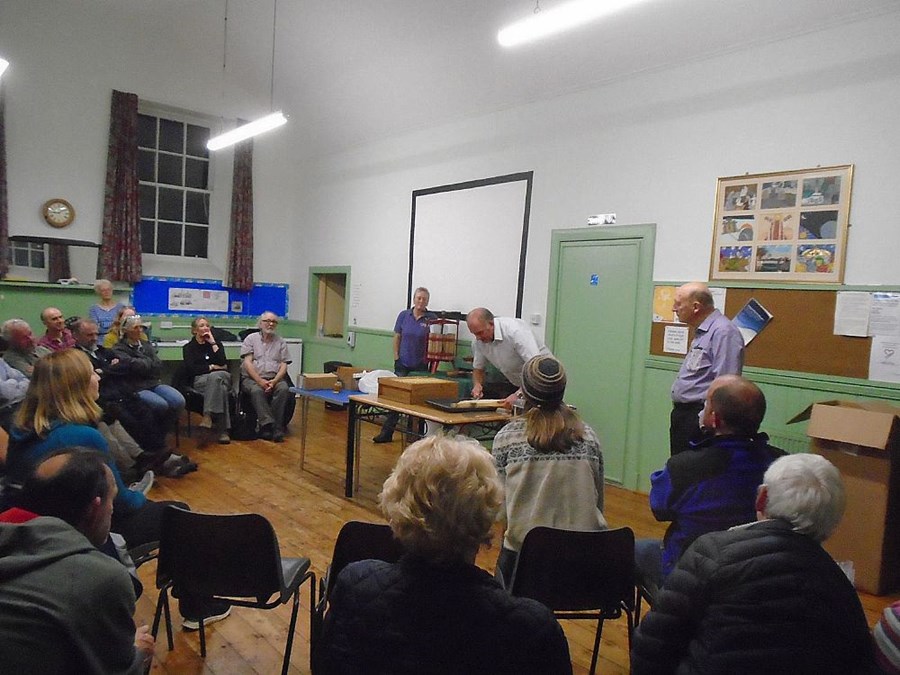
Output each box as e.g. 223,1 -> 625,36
36,307 -> 76,352
669,283 -> 744,455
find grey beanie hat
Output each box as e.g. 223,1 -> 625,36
521,355 -> 566,406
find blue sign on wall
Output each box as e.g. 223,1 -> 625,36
133,277 -> 288,317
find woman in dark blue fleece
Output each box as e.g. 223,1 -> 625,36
316,435 -> 572,675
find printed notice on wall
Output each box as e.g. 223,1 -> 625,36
833,291 -> 871,337
869,292 -> 900,337
663,325 -> 689,355
168,288 -> 229,312
869,335 -> 900,383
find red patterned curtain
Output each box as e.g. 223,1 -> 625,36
48,244 -> 71,281
226,138 -> 254,291
98,90 -> 142,283
0,83 -> 9,279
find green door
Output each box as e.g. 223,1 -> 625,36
547,226 -> 654,487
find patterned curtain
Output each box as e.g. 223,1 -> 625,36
0,83 -> 9,279
98,90 -> 142,283
48,243 -> 71,281
226,138 -> 254,291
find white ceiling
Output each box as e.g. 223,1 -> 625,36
72,0 -> 900,157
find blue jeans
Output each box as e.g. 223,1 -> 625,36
137,384 -> 186,416
634,538 -> 663,597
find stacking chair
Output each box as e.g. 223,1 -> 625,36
310,521 -> 404,667
170,362 -> 208,438
509,526 -> 636,675
151,506 -> 316,675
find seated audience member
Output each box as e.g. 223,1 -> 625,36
492,355 -> 606,584
631,453 -> 876,674
3,351 -> 227,628
71,319 -> 195,480
875,601 -> 900,674
36,306 -> 77,352
240,311 -> 291,442
103,306 -> 146,349
183,317 -> 232,444
5,349 -> 177,547
88,278 -> 125,342
0,449 -> 154,673
0,318 -> 50,377
112,314 -> 185,427
634,375 -> 784,594
0,358 -> 28,431
316,435 -> 573,675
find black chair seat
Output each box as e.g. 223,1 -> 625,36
151,506 -> 316,675
509,526 -> 636,675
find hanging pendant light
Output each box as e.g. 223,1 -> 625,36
498,0 -> 653,47
208,0 -> 286,151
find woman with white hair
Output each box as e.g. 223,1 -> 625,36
316,435 -> 572,675
88,278 -> 124,342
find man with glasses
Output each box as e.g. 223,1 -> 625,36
240,312 -> 292,442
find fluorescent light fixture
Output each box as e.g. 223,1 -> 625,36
498,0 -> 652,47
207,111 -> 287,151
0,57 -> 9,79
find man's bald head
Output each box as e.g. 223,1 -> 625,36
704,375 -> 766,436
466,308 -> 495,343
673,282 -> 715,327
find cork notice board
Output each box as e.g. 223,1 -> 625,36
650,287 -> 872,379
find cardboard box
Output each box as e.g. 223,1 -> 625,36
378,377 -> 458,405
301,373 -> 338,390
336,366 -> 366,392
790,400 -> 900,594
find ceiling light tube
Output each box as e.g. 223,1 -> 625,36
207,111 -> 287,151
498,0 -> 651,47
0,57 -> 9,79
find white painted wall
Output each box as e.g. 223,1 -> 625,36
295,12 -> 900,334
3,3 -> 899,328
1,0 -> 300,288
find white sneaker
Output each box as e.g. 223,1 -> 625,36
129,470 -> 154,496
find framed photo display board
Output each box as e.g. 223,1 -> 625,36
710,165 -> 853,283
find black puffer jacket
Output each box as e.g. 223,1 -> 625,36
631,519 -> 876,675
316,554 -> 572,675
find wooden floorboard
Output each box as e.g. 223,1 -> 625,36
137,402 -> 899,674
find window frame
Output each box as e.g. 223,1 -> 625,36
137,103 -> 217,262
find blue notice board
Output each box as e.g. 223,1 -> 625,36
133,277 -> 288,317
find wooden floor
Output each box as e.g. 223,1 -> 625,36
139,402 -> 899,674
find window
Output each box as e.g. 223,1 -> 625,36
7,241 -> 46,270
138,110 -> 211,259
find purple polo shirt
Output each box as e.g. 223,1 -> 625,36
394,309 -> 435,369
671,309 -> 744,404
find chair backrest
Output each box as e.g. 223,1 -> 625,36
157,506 -> 285,602
510,526 -> 635,613
325,521 -> 404,600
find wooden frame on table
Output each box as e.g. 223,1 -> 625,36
709,165 -> 853,283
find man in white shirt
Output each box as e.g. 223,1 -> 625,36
466,307 -> 551,409
240,312 -> 292,442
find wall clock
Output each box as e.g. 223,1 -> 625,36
41,198 -> 75,228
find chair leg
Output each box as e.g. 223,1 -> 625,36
282,588 -> 301,675
151,586 -> 174,651
198,617 -> 206,658
589,618 -> 604,675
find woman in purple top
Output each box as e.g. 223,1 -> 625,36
373,287 -> 436,443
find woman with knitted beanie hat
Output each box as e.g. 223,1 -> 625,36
492,354 -> 607,584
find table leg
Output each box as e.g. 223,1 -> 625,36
345,399 -> 357,497
299,395 -> 310,469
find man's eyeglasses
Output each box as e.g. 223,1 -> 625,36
260,319 -> 278,325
